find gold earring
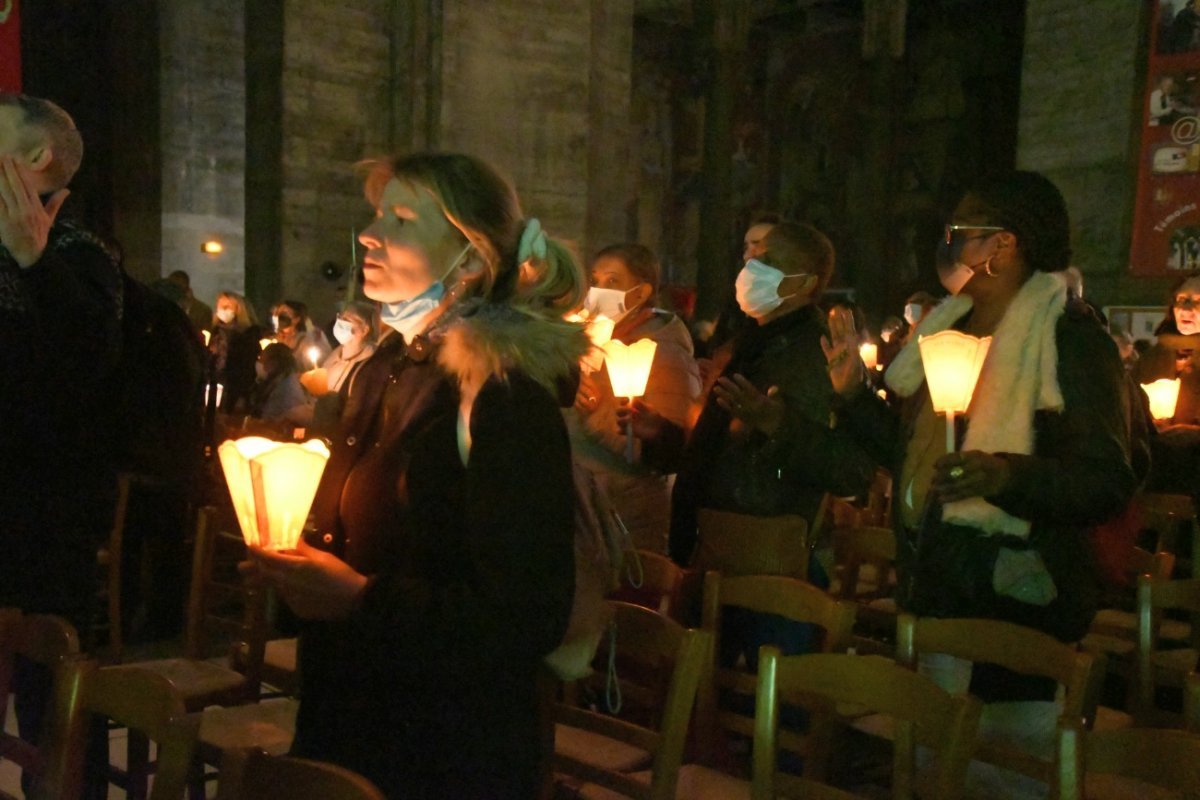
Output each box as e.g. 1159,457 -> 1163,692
983,256 -> 998,278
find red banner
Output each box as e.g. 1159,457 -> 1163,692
1130,1 -> 1200,276
0,0 -> 19,93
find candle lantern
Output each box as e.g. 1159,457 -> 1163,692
859,342 -> 879,370
917,330 -> 992,452
602,339 -> 657,462
259,337 -> 276,350
1141,378 -> 1181,422
202,330 -> 211,347
299,368 -> 329,396
204,383 -> 225,409
217,437 -> 331,550
306,346 -> 321,369
575,314 -> 615,374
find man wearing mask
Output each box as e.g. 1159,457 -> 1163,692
0,92 -> 122,794
631,222 -> 875,664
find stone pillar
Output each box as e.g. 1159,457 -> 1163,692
439,0 -> 634,262
161,0 -> 246,313
1017,0 -> 1160,308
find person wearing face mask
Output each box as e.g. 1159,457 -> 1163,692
571,243 -> 701,553
246,152 -> 587,800
628,222 -> 875,662
823,171 -> 1133,779
248,341 -> 314,426
901,290 -> 938,343
271,299 -> 333,369
209,291 -> 265,412
320,301 -> 379,394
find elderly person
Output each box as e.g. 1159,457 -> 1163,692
571,243 -> 701,553
250,152 -> 587,799
824,170 -> 1133,772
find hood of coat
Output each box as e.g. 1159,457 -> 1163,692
437,301 -> 589,406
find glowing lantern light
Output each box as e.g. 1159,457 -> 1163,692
603,339 -> 657,462
300,368 -> 329,396
204,383 -> 225,409
917,330 -> 992,452
859,342 -> 879,370
202,330 -> 211,347
259,337 -> 276,350
306,346 -> 321,369
217,437 -> 331,550
585,315 -> 616,349
1142,378 -> 1181,422
201,240 -> 224,255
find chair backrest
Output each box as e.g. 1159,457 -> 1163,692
0,611 -> 87,800
185,505 -> 268,695
1056,719 -> 1200,799
82,664 -> 199,800
699,572 -> 856,766
611,549 -> 693,621
752,649 -> 982,800
552,601 -> 712,800
1135,575 -> 1200,721
695,509 -> 809,580
896,613 -> 1096,783
1140,491 -> 1196,556
832,525 -> 897,601
215,748 -> 385,800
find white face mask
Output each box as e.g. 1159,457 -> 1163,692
333,319 -> 357,346
903,303 -> 922,326
735,259 -> 798,320
584,286 -> 630,321
938,262 -> 977,296
216,307 -> 236,325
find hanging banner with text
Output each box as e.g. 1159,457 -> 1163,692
1131,1 -> 1200,275
0,0 -> 19,93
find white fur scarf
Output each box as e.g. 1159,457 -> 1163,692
884,271 -> 1068,538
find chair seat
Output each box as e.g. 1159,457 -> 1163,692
577,764 -> 750,800
126,658 -> 247,708
198,698 -> 298,757
554,724 -> 652,773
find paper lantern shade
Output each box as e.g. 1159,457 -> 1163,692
1142,378 -> 1181,421
859,343 -> 878,370
585,315 -> 616,349
259,337 -> 275,350
917,330 -> 992,415
603,339 -> 658,399
218,437 -> 331,550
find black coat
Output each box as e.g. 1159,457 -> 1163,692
838,301 -> 1134,657
296,314 -> 578,799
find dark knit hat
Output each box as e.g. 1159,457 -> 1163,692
969,171 -> 1072,273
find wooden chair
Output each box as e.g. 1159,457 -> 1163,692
1056,719 -> 1200,799
1135,574 -> 1200,725
82,663 -> 200,800
752,649 -> 982,800
895,613 -> 1097,788
260,637 -> 300,696
609,549 -> 699,623
697,571 -> 856,772
0,610 -> 87,800
694,509 -> 809,581
831,525 -> 898,656
1141,491 -> 1197,560
552,601 -> 712,800
215,748 -> 385,800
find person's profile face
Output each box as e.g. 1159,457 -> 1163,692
0,106 -> 50,193
358,177 -> 466,305
743,223 -> 774,263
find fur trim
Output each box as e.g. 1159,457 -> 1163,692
884,271 -> 1068,539
437,302 -> 589,406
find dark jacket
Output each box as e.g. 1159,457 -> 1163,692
296,303 -> 586,799
210,322 -> 264,413
837,301 -> 1134,651
0,220 -> 123,628
668,304 -> 876,565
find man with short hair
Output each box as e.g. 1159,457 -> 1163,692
167,268 -> 214,331
0,92 -> 122,795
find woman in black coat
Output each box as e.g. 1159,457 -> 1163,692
823,171 -> 1134,706
251,153 -> 588,799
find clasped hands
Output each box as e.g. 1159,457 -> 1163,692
243,539 -> 368,621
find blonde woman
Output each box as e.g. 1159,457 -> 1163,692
209,291 -> 263,411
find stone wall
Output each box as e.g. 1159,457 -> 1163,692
1017,0 -> 1164,309
161,0 -> 247,312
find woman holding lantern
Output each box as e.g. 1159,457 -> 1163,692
823,171 -> 1133,709
249,152 -> 587,799
571,242 -> 701,553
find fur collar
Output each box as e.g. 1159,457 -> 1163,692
436,301 -> 589,407
885,270 -> 1068,538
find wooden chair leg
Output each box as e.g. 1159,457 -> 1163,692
127,728 -> 151,800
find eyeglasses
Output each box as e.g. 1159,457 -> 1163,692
1175,295 -> 1200,310
944,224 -> 1007,245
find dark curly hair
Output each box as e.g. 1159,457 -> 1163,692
968,170 -> 1072,273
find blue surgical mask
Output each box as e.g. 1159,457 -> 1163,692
379,242 -> 473,341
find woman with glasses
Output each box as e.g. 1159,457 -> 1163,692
823,171 -> 1133,773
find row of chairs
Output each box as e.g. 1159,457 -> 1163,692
0,609 -> 377,800
551,563 -> 1200,798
